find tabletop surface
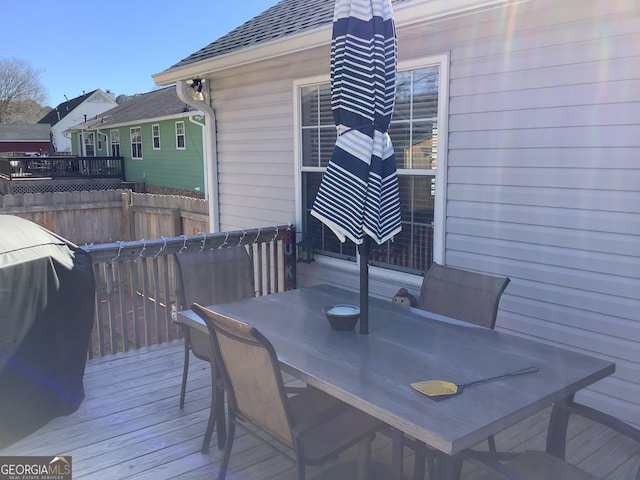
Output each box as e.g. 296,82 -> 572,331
178,284 -> 615,455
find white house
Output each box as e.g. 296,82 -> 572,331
38,89 -> 117,153
153,0 -> 640,428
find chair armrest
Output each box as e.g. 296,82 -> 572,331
462,401 -> 640,480
569,402 -> 640,444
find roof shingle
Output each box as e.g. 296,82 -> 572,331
168,0 -> 410,70
69,87 -> 192,130
38,90 -> 98,126
0,124 -> 51,142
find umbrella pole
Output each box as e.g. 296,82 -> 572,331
359,236 -> 370,334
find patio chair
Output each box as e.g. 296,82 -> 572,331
174,246 -> 255,453
461,396 -> 640,479
192,303 -> 384,480
417,262 -> 511,329
408,262 -> 511,479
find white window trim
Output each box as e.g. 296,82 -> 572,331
293,53 -> 449,270
110,130 -> 120,157
293,73 -> 327,240
82,131 -> 96,157
152,124 -> 161,150
131,127 -> 143,160
175,121 -> 186,150
398,54 -> 449,264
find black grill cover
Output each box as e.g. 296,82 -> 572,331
0,215 -> 95,447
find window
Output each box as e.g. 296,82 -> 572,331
152,124 -> 161,150
82,132 -> 95,156
176,121 -> 185,149
298,58 -> 446,275
131,127 -> 142,159
97,137 -> 103,151
110,130 -> 120,157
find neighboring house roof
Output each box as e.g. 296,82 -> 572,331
38,90 -> 97,126
168,0 -> 412,70
68,87 -> 194,131
0,124 -> 50,142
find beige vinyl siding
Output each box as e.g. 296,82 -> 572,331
437,0 -> 640,426
204,0 -> 638,427
210,49 -> 329,231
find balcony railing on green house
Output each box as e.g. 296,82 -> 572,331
0,155 -> 125,180
0,155 -> 127,194
81,225 -> 296,358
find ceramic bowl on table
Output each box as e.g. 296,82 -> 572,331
324,304 -> 360,331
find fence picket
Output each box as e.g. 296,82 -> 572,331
83,225 -> 296,357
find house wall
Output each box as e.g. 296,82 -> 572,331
206,0 -> 639,427
430,0 -> 639,426
52,92 -> 117,153
123,116 -> 206,193
72,115 -> 206,194
210,53 -> 326,230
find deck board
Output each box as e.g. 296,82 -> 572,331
1,340 -> 637,479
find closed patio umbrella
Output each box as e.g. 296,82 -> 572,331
311,0 -> 401,334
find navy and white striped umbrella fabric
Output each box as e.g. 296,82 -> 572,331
311,0 -> 401,246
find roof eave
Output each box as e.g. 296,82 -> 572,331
152,0 -> 525,85
66,110 -> 203,132
152,25 -> 331,86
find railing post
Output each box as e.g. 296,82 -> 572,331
121,192 -> 132,241
284,224 -> 296,290
172,210 -> 182,236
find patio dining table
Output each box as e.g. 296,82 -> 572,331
177,284 -> 615,479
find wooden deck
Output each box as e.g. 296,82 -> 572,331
1,341 -> 637,479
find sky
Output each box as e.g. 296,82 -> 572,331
3,0 -> 277,107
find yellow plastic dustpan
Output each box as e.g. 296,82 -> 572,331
411,366 -> 539,400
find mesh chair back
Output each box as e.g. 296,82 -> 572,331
175,247 -> 255,358
175,246 -> 255,308
193,304 -> 294,447
418,263 -> 510,328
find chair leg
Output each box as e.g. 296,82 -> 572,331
201,365 -> 227,453
215,384 -> 227,450
217,418 -> 235,480
200,390 -> 217,453
179,330 -> 191,409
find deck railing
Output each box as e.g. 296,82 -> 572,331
81,225 -> 296,358
0,156 -> 125,180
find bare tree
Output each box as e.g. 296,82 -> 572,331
0,57 -> 48,124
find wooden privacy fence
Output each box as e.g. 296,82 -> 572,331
82,225 -> 296,357
0,190 -> 210,245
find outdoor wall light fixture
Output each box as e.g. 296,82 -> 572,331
296,236 -> 315,263
186,79 -> 204,101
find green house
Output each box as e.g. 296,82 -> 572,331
68,86 -> 206,196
